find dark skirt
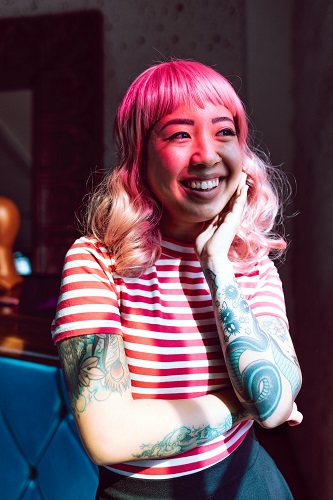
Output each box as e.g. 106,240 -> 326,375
96,427 -> 293,500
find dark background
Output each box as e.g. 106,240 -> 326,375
0,1 -> 332,498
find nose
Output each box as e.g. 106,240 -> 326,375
190,137 -> 221,168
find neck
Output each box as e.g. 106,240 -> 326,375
158,217 -> 204,244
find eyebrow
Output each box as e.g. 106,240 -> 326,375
159,119 -> 194,132
159,116 -> 235,132
212,116 -> 235,125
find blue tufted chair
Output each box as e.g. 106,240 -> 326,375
0,356 -> 98,499
0,197 -> 98,498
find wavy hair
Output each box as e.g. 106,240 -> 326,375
86,60 -> 288,277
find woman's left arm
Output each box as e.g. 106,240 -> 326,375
195,174 -> 302,429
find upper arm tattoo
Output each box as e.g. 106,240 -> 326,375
58,334 -> 131,417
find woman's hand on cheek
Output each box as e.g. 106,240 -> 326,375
195,172 -> 248,265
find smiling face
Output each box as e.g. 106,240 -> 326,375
146,101 -> 244,242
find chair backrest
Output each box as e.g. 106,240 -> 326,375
0,356 -> 98,499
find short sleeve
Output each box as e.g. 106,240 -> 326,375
237,256 -> 289,328
51,237 -> 122,343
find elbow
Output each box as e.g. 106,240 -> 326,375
89,454 -> 114,467
256,407 -> 291,430
74,401 -> 136,465
253,396 -> 300,430
78,425 -> 130,465
244,394 -> 298,430
248,370 -> 303,430
243,403 -> 290,430
78,439 -> 108,466
83,439 -> 124,466
84,445 -> 108,466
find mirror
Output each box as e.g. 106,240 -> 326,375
0,89 -> 32,259
0,10 -> 103,274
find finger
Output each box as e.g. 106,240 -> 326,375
287,411 -> 303,426
195,174 -> 248,257
213,183 -> 248,245
286,402 -> 303,426
237,172 -> 247,195
228,183 -> 248,220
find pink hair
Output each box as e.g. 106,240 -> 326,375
86,60 -> 287,277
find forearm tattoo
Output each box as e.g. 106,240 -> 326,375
204,269 -> 301,423
58,334 -> 131,417
133,409 -> 248,459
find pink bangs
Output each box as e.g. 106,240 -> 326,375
114,60 -> 248,167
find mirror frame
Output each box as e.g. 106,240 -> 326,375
0,10 -> 103,273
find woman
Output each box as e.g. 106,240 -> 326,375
52,60 -> 302,499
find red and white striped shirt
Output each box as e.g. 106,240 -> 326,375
52,236 -> 288,479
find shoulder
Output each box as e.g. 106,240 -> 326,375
64,236 -> 115,270
235,255 -> 285,303
236,254 -> 281,282
237,254 -> 288,323
256,254 -> 283,287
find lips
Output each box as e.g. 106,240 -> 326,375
185,177 -> 221,191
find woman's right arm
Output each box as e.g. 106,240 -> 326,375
58,333 -> 249,465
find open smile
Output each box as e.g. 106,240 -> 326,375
183,177 -> 222,191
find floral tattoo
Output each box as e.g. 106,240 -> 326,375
58,334 -> 131,417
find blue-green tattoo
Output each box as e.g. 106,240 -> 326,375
133,409 -> 247,459
58,334 -> 130,418
204,270 -> 301,423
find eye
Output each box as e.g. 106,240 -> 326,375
164,131 -> 191,141
216,128 -> 236,137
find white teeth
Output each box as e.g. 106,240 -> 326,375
189,178 -> 219,190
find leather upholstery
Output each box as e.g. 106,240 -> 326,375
0,357 -> 98,499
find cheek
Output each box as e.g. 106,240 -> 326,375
147,150 -> 181,186
222,143 -> 243,169
230,150 -> 243,171
146,157 -> 172,201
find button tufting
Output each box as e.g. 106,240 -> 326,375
29,465 -> 38,479
0,357 -> 98,499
